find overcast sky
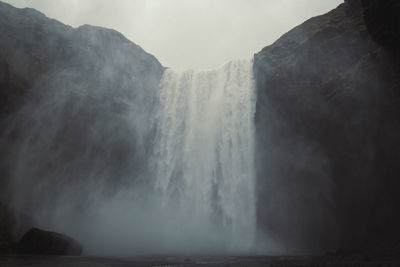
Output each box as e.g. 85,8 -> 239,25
4,0 -> 343,69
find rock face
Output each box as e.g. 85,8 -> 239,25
1,0 -> 400,256
0,202 -> 34,254
0,202 -> 15,253
254,0 -> 400,253
0,0 -> 164,229
361,0 -> 400,52
17,228 -> 82,255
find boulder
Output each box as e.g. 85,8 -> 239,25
17,228 -> 82,255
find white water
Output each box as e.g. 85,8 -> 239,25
5,57 -> 258,255
151,59 -> 257,252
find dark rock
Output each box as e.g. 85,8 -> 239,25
0,1 -> 164,218
0,201 -> 36,254
0,202 -> 16,253
361,0 -> 400,52
17,228 -> 82,255
254,0 -> 400,253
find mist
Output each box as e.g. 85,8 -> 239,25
0,4 -> 265,254
1,0 -> 400,264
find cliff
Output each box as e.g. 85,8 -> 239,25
1,0 -> 400,255
254,0 -> 400,253
0,1 -> 164,250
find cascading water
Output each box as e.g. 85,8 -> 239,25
4,54 -> 258,254
151,59 -> 257,252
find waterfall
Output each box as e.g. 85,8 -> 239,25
4,55 -> 258,254
151,59 -> 257,252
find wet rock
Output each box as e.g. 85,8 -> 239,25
0,1 -> 164,212
17,228 -> 82,255
254,0 -> 400,252
361,0 -> 400,51
0,202 -> 16,253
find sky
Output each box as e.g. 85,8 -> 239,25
4,0 -> 343,69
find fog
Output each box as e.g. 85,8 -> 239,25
3,0 -> 343,69
5,0 -> 393,258
0,2 -> 277,254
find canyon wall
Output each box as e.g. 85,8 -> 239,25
1,0 -> 400,254
0,1 -> 164,251
254,0 -> 400,253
